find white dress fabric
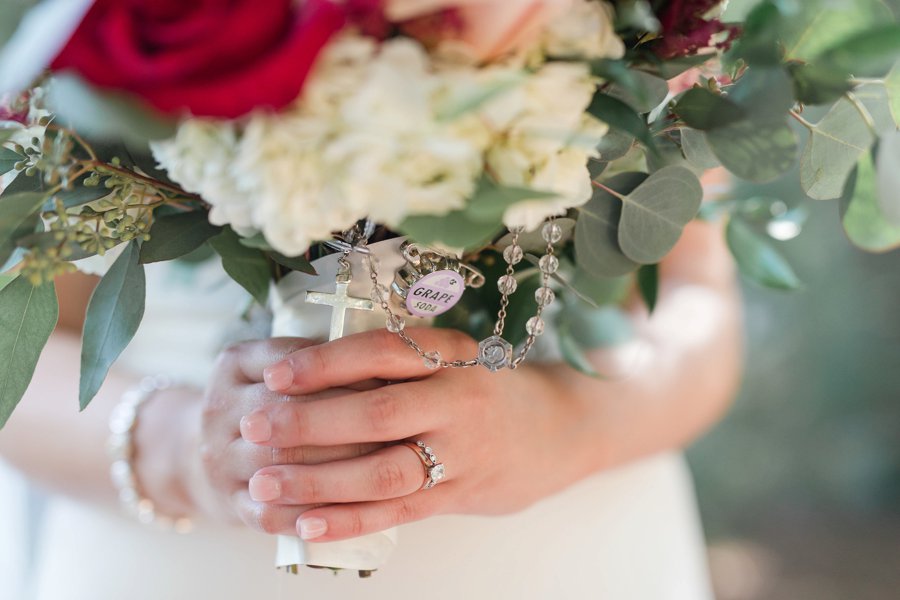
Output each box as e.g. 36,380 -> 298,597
24,243 -> 713,600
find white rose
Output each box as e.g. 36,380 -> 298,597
541,1 -> 626,60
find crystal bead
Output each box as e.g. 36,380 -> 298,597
386,314 -> 405,333
503,244 -> 524,265
423,351 -> 442,370
497,275 -> 518,295
542,222 -> 563,244
539,254 -> 559,274
370,284 -> 388,303
526,316 -> 545,336
535,286 -> 555,306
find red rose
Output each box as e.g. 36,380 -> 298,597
51,0 -> 383,119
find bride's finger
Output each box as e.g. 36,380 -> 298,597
294,485 -> 455,543
248,444 -> 428,505
231,490 -> 315,536
262,328 -> 476,395
240,381 -> 442,447
221,439 -> 385,481
218,337 -> 317,384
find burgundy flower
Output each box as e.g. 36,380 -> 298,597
0,91 -> 30,124
652,0 -> 739,59
51,0 -> 385,119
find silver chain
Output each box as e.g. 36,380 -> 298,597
358,218 -> 561,372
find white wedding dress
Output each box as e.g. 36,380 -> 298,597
17,242 -> 713,600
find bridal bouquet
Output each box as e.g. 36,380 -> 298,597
1,0 -> 898,573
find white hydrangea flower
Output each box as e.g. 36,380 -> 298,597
153,35 -> 488,256
479,62 -> 605,230
541,0 -> 626,60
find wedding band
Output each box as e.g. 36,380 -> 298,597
402,441 -> 446,490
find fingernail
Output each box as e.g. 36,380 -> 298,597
240,412 -> 272,443
263,362 -> 293,391
249,474 -> 281,502
298,517 -> 327,540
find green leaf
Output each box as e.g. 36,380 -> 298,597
637,264 -> 659,313
726,218 -> 801,290
0,277 -> 59,428
140,211 -> 222,264
79,241 -> 146,409
465,177 -> 560,223
640,54 -> 715,80
0,191 -> 46,267
800,94 -> 878,200
788,63 -> 854,105
876,130 -> 900,225
587,92 -> 656,152
784,0 -> 896,61
613,0 -> 660,32
48,74 -> 177,143
0,273 -> 16,292
681,128 -> 720,169
728,67 -> 796,121
574,172 -> 644,278
269,252 -> 317,276
0,147 -> 23,174
557,324 -> 601,377
55,182 -> 111,209
595,128 -> 634,163
707,119 -> 798,183
208,228 -> 271,305
886,62 -> 900,127
816,25 -> 900,78
674,88 -> 746,130
616,165 -> 703,264
606,71 -> 669,114
400,211 -> 501,250
840,152 -> 900,252
0,128 -> 20,145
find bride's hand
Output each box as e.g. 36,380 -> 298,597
237,328 -> 582,542
142,338 -> 385,529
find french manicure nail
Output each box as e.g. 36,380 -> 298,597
240,412 -> 272,443
298,517 -> 327,540
263,362 -> 293,391
249,474 -> 281,502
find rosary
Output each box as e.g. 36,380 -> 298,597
305,220 -> 561,372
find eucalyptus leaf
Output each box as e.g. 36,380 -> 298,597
209,228 -> 271,306
79,241 -> 146,409
887,63 -> 900,127
587,92 -> 656,152
0,147 -> 23,174
497,218 -> 576,252
674,88 -> 746,130
616,165 -> 703,264
562,302 -> 634,349
55,183 -> 111,209
0,128 -> 20,144
728,67 -> 795,121
816,25 -> 900,78
400,211 -> 501,250
465,178 -> 559,223
707,119 -> 798,183
0,191 -> 46,267
557,323 -> 600,378
876,130 -> 900,225
269,252 -> 317,276
799,94 -> 878,200
726,218 -> 801,290
595,127 -> 634,162
606,71 -> 669,114
637,264 -> 659,313
574,172 -> 644,278
840,153 -> 900,252
140,211 -> 222,264
0,277 -> 58,428
681,128 -> 721,169
784,0 -> 895,61
613,0 -> 660,32
788,63 -> 853,105
0,273 -> 16,292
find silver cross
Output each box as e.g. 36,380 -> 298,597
305,257 -> 374,341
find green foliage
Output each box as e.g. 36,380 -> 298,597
0,147 -> 24,174
269,252 -> 317,276
726,217 -> 801,290
615,165 -> 703,264
604,69 -> 669,113
575,172 -> 644,277
637,263 -> 659,313
815,25 -> 900,78
840,153 -> 900,252
788,63 -> 854,105
707,119 -> 798,182
463,177 -> 559,223
208,227 -> 271,305
887,63 -> 900,126
587,92 -> 656,151
674,88 -> 746,130
79,241 -> 146,409
140,211 -> 222,264
0,190 -> 44,268
0,276 -> 58,428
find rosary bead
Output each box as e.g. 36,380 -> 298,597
386,314 -> 405,333
538,254 -> 559,274
541,222 -> 563,244
535,286 -> 555,306
497,274 -> 518,295
526,316 -> 545,336
502,244 -> 524,265
370,283 -> 388,303
423,351 -> 442,370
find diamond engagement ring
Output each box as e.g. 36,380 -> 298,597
402,441 -> 445,490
